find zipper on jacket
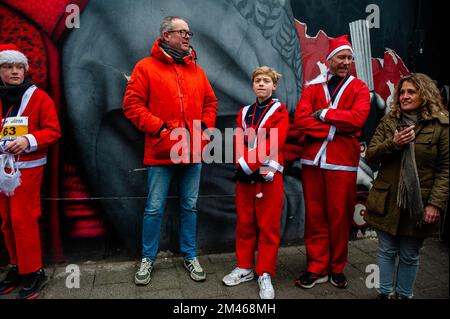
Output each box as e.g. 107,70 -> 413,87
173,65 -> 186,128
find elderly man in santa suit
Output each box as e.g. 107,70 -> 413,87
294,35 -> 370,289
0,44 -> 61,299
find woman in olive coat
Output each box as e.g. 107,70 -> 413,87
364,73 -> 449,299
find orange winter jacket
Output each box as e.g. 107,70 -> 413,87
123,39 -> 218,166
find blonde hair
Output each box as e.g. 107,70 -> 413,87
390,73 -> 446,120
251,66 -> 282,85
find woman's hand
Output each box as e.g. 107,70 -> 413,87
423,205 -> 441,224
393,125 -> 415,146
4,136 -> 30,155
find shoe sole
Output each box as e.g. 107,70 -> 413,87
330,277 -> 348,288
259,291 -> 275,299
222,273 -> 254,287
295,275 -> 329,289
0,286 -> 16,295
25,293 -> 40,300
18,277 -> 49,300
134,276 -> 151,285
183,263 -> 206,282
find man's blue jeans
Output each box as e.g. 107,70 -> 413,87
376,230 -> 424,298
142,164 -> 202,263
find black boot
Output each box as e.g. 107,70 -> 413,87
0,265 -> 21,295
16,268 -> 48,300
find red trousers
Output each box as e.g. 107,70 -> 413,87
0,166 -> 44,274
235,174 -> 284,277
301,165 -> 356,275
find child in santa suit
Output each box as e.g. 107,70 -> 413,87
0,44 -> 61,299
222,66 -> 289,299
294,35 -> 370,289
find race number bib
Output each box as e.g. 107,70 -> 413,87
0,117 -> 29,141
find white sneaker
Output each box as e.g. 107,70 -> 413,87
134,258 -> 153,285
258,273 -> 275,299
222,267 -> 254,286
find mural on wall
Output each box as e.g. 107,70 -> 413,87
0,0 -> 412,260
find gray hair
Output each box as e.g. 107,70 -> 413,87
160,16 -> 186,38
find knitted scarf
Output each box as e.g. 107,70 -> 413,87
159,41 -> 191,64
396,112 -> 424,229
0,77 -> 34,117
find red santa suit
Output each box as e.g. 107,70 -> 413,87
0,85 -> 61,275
294,70 -> 370,275
234,98 -> 289,277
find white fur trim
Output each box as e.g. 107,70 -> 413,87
305,71 -> 329,87
16,157 -> 47,169
18,86 -> 37,116
319,109 -> 328,122
238,157 -> 253,175
23,134 -> 38,153
326,45 -> 353,61
0,50 -> 29,71
266,159 -> 284,173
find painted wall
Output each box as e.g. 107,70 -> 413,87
1,0 -> 437,261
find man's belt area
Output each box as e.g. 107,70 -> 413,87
304,131 -> 357,143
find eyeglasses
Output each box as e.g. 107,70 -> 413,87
167,30 -> 194,38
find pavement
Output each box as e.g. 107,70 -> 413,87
0,237 -> 448,300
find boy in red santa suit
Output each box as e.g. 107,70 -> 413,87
294,35 -> 370,289
222,66 -> 289,299
0,44 -> 61,299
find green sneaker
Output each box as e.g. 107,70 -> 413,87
134,258 -> 153,285
183,258 -> 206,282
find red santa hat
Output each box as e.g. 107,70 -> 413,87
0,43 -> 29,71
326,35 -> 353,61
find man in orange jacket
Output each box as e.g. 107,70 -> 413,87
123,16 -> 218,285
294,35 -> 370,289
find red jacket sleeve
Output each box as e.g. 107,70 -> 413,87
28,92 -> 61,152
294,85 -> 332,139
122,60 -> 165,136
235,110 -> 246,168
200,70 -> 218,129
322,82 -> 370,132
237,104 -> 289,174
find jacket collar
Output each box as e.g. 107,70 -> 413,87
150,38 -> 195,65
305,69 -> 351,87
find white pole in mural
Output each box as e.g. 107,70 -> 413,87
349,19 -> 374,91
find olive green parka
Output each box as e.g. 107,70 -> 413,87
364,112 -> 449,237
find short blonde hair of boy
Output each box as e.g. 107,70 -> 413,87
251,66 -> 282,85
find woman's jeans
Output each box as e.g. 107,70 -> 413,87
142,164 -> 202,263
376,230 -> 424,298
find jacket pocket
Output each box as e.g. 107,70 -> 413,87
366,180 -> 391,216
152,130 -> 179,160
415,128 -> 433,144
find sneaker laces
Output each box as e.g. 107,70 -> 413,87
229,267 -> 246,279
22,269 -> 44,289
137,259 -> 151,275
233,267 -> 252,277
259,274 -> 272,290
189,258 -> 203,272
